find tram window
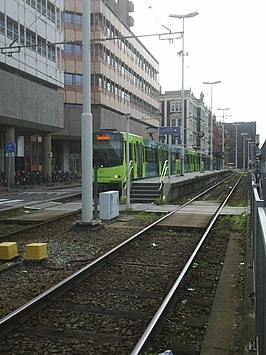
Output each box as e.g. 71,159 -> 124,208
123,142 -> 132,161
130,143 -> 133,161
145,146 -> 157,163
93,140 -> 122,167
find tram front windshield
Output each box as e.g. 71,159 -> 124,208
93,132 -> 123,167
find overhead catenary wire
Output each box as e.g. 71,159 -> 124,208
8,0 -> 59,48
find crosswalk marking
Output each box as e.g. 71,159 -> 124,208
0,190 -> 78,208
19,191 -> 67,196
0,199 -> 23,205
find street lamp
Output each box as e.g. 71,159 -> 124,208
241,132 -> 248,170
233,124 -> 240,169
203,81 -> 221,171
217,107 -> 230,169
81,0 -> 93,224
124,113 -> 131,210
247,138 -> 254,169
169,11 -> 199,175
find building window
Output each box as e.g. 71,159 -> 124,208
37,35 -> 47,56
26,0 -> 36,8
75,14 -> 82,25
65,73 -> 73,85
75,74 -> 83,86
47,43 -> 55,61
37,0 -> 46,15
26,29 -> 36,50
75,44 -> 83,55
7,17 -> 18,40
20,24 -> 25,44
64,43 -> 73,55
63,12 -> 72,24
170,100 -> 181,112
0,13 -> 5,34
47,2 -> 55,22
63,11 -> 82,25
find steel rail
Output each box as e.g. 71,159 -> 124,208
0,173 -> 242,338
130,173 -> 243,354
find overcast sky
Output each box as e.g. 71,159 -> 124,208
132,0 -> 265,145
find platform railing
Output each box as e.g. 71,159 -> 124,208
121,160 -> 133,201
158,160 -> 170,192
250,176 -> 266,354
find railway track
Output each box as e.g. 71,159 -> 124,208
0,173 -> 247,354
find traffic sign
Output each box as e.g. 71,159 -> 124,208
5,142 -> 16,154
159,126 -> 182,135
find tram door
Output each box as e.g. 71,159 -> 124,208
135,142 -> 143,178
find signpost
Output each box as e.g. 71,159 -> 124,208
159,126 -> 182,136
5,142 -> 15,191
5,142 -> 15,155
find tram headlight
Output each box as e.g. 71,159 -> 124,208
114,175 -> 121,179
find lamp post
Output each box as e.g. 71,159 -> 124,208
241,132 -> 248,170
203,81 -> 221,171
247,139 -> 254,169
81,0 -> 93,224
169,11 -> 199,176
233,124 -> 239,169
217,107 -> 230,169
124,113 -> 131,209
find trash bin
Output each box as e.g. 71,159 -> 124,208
99,190 -> 119,220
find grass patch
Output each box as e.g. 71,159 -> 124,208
133,212 -> 160,222
230,214 -> 247,233
217,214 -> 247,233
154,196 -> 168,205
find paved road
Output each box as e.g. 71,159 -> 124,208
0,187 -> 81,211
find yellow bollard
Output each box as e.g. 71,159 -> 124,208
25,243 -> 48,260
0,242 -> 18,260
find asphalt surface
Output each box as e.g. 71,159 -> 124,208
0,183 -> 81,211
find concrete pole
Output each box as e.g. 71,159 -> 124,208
222,115 -> 225,169
235,125 -> 238,169
43,133 -> 52,178
203,81 -> 221,171
242,133 -> 248,170
247,139 -> 250,164
81,0 -> 93,224
210,86 -> 213,170
180,18 -> 185,176
125,114 -> 131,209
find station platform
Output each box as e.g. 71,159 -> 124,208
4,169 -> 247,224
132,169 -> 220,184
6,200 -> 247,224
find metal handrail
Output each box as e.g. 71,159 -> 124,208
158,160 -> 170,191
250,176 -> 266,354
121,160 -> 133,198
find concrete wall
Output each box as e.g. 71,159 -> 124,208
165,171 -> 232,202
0,69 -> 64,132
55,106 -> 159,140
